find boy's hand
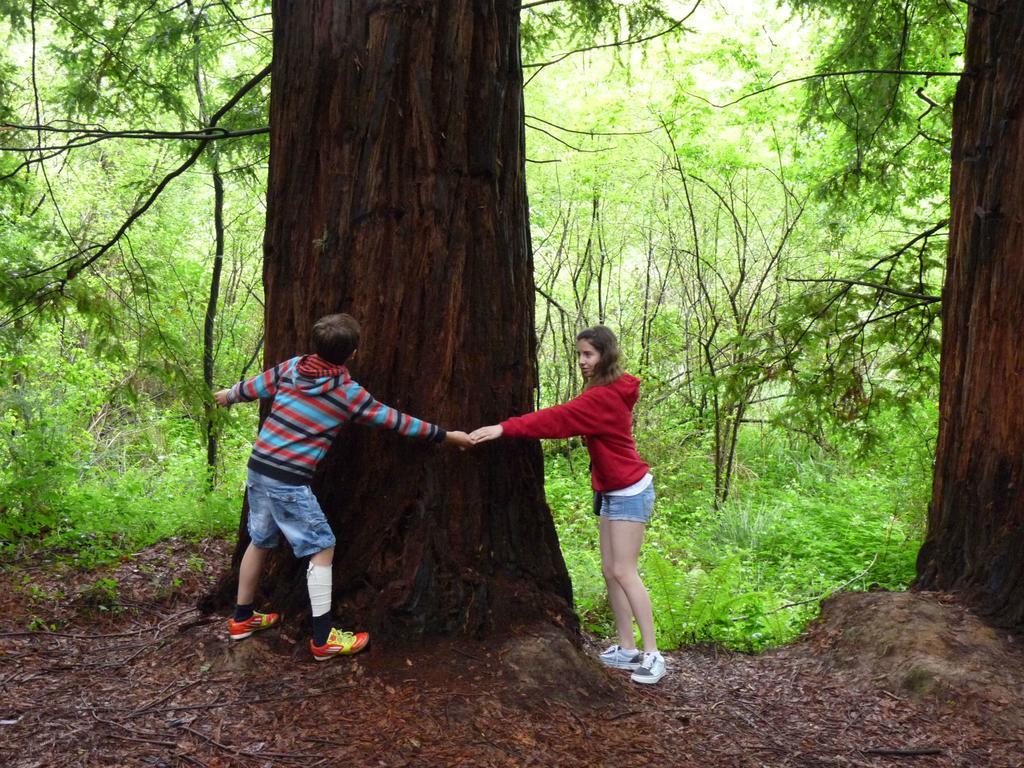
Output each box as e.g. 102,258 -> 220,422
469,425 -> 503,444
213,389 -> 231,408
444,430 -> 473,451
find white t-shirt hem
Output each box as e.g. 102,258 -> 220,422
604,473 -> 653,497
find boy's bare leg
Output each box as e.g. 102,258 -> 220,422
236,543 -> 272,606
310,546 -> 334,567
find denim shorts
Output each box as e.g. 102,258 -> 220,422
245,468 -> 336,557
599,483 -> 655,524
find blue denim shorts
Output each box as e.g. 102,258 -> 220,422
599,484 -> 655,523
245,468 -> 336,557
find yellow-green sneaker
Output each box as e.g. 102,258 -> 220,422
309,628 -> 369,661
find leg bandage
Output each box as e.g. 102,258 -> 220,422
306,562 -> 333,618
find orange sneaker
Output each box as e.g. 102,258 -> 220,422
227,611 -> 280,641
310,628 -> 369,661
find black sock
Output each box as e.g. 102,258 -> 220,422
312,613 -> 332,646
234,603 -> 254,622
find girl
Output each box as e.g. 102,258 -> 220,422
469,326 -> 665,684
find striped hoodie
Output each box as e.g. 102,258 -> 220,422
227,354 -> 446,485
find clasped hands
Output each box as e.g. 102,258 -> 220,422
446,424 -> 503,450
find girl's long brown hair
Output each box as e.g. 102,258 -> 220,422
577,325 -> 624,388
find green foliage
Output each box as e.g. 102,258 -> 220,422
522,0 -> 679,61
547,400 -> 932,651
0,0 -> 271,123
788,0 -> 963,204
0,321 -> 253,567
0,0 -> 950,653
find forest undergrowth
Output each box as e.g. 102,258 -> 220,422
0,336 -> 934,652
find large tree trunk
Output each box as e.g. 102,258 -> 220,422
206,0 -> 576,641
916,0 -> 1024,630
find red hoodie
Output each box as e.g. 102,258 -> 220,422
501,374 -> 650,492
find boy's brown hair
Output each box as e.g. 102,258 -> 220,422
577,325 -> 624,388
312,313 -> 360,364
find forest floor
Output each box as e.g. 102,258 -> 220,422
1,538 -> 1022,768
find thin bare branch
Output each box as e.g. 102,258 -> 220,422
687,69 -> 963,109
524,113 -> 663,137
525,120 -> 612,152
1,125 -> 269,153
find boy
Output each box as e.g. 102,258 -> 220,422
214,313 -> 471,661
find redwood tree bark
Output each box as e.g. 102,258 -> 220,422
916,0 -> 1024,630
209,0 -> 575,640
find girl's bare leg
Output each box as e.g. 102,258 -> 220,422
606,519 -> 657,653
600,517 -> 638,649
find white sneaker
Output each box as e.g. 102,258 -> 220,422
630,651 -> 666,684
599,644 -> 643,670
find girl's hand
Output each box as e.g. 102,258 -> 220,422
469,424 -> 503,444
214,389 -> 231,407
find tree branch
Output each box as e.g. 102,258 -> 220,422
2,62 -> 272,327
781,221 -> 947,347
535,286 -> 572,319
237,333 -> 265,382
524,113 -> 663,137
0,125 -> 269,153
732,554 -> 880,622
687,69 -> 963,109
525,119 -> 612,152
786,277 -> 940,303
